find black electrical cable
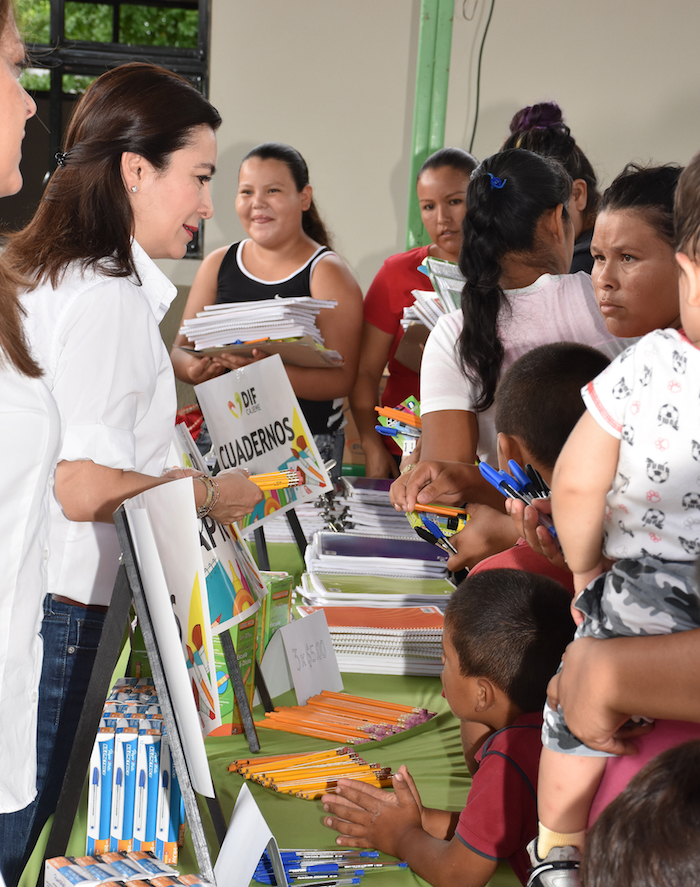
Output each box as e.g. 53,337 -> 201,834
468,0 -> 496,152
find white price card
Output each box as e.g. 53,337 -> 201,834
279,609 -> 343,705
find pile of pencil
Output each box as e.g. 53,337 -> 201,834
229,746 -> 394,800
250,468 -> 304,491
252,690 -> 436,744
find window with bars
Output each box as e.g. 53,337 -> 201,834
5,0 -> 211,256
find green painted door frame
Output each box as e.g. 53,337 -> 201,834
405,0 -> 454,250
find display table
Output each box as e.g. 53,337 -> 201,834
186,673 -> 520,887
18,539 -> 519,887
19,675 -> 519,887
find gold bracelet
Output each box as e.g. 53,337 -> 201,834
196,475 -> 220,518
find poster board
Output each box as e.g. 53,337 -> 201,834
124,485 -> 216,793
196,354 -> 332,531
171,424 -> 267,632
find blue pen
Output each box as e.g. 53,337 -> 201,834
277,851 -> 379,859
421,516 -> 458,555
507,460 -> 538,497
479,462 -> 558,540
375,423 -> 421,439
287,867 -> 365,876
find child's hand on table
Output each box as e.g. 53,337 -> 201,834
322,766 -> 422,859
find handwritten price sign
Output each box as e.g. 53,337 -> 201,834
279,609 -> 342,704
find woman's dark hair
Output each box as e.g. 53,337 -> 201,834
581,740 -> 700,887
599,163 -> 682,249
458,148 -> 573,411
418,147 -> 478,180
0,0 -> 42,377
6,62 -> 221,286
675,150 -> 700,257
503,102 -> 599,232
241,142 -> 332,249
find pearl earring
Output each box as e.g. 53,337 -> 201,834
131,186 -> 138,192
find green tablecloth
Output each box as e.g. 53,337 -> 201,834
185,673 -> 518,887
18,541 -> 519,887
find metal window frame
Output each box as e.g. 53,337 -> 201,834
23,0 -> 211,256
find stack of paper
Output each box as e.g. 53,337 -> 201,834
297,605 -> 444,675
401,257 -> 464,332
179,296 -> 338,350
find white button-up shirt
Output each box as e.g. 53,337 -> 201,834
22,242 -> 177,606
0,367 -> 60,811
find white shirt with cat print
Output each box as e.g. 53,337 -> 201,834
583,328 -> 700,562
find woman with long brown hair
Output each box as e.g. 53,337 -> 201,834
0,62 -> 263,882
0,0 -> 61,855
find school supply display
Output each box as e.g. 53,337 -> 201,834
229,747 -> 395,800
374,396 -> 421,458
86,678 -> 184,862
478,459 -> 557,541
252,690 -> 437,744
297,605 -> 444,675
178,297 -> 343,368
196,355 -> 333,530
305,531 -> 449,579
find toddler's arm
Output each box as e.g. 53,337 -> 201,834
551,410 -> 619,595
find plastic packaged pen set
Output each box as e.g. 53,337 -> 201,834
87,677 -> 184,863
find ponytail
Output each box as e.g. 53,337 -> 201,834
458,149 -> 572,411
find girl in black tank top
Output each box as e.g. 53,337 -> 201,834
171,143 -> 363,480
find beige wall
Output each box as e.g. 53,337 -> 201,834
157,0 -> 700,298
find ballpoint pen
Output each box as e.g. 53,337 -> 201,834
479,461 -> 558,539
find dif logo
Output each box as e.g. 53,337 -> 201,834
228,387 -> 261,417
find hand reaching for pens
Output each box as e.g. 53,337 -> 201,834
505,497 -> 567,571
322,766 -> 422,860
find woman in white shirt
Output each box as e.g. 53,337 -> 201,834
0,62 -> 263,884
0,0 -> 62,849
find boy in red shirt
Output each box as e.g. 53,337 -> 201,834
322,568 -> 574,886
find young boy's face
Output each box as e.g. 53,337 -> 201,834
441,623 -> 481,722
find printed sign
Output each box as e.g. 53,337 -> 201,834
278,609 -> 343,705
196,354 -> 332,530
171,424 -> 267,632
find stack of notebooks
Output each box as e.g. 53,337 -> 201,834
240,477 -> 415,544
298,605 -> 444,675
178,297 -> 342,367
304,532 -> 448,579
299,531 -> 454,612
401,256 -> 465,332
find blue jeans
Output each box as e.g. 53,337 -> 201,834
0,596 -> 106,887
